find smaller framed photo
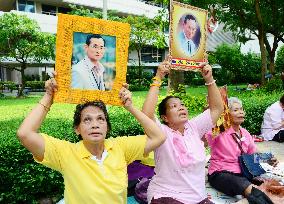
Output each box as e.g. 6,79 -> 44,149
54,14 -> 130,105
170,1 -> 208,71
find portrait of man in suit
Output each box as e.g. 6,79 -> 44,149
178,14 -> 200,56
71,34 -> 116,91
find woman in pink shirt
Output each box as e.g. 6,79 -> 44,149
142,59 -> 223,204
206,97 -> 278,201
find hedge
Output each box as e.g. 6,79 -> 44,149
238,91 -> 280,135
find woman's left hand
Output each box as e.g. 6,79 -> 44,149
119,83 -> 132,108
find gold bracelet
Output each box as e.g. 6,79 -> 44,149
38,101 -> 50,112
152,76 -> 162,83
205,79 -> 216,86
150,83 -> 161,88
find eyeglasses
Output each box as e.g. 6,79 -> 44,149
89,45 -> 105,50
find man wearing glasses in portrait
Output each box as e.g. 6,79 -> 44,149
72,34 -> 106,90
178,14 -> 199,56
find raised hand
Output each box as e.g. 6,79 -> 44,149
200,63 -> 214,84
119,83 -> 132,109
156,55 -> 171,80
44,72 -> 58,97
45,77 -> 58,97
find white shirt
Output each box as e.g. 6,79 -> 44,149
261,101 -> 284,140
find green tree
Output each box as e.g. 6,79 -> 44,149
155,0 -> 284,85
275,45 -> 284,73
0,13 -> 55,97
213,43 -> 261,84
214,0 -> 284,84
68,4 -> 122,21
123,12 -> 167,76
214,44 -> 243,84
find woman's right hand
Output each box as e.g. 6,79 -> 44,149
156,56 -> 171,80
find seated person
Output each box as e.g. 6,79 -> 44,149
246,84 -> 254,91
205,97 -> 279,202
143,59 -> 224,204
261,94 -> 284,142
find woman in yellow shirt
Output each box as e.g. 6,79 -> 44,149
17,78 -> 166,204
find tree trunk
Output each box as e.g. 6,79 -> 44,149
258,36 -> 267,85
269,54 -> 275,75
18,63 -> 26,97
169,69 -> 184,92
255,0 -> 267,85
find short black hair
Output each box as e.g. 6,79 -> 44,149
73,100 -> 111,140
158,96 -> 181,124
280,94 -> 284,105
184,14 -> 196,24
85,34 -> 106,47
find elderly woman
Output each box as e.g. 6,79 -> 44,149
17,79 -> 165,204
142,59 -> 224,204
206,97 -> 279,202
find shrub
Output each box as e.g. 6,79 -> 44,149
262,76 -> 282,92
238,91 -> 280,135
127,66 -> 153,91
26,81 -> 45,91
170,84 -> 207,113
213,43 -> 261,85
0,81 -> 17,92
128,78 -> 151,91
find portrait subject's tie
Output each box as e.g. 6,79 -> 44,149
188,41 -> 191,54
91,66 -> 101,90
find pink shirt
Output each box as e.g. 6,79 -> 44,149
147,110 -> 213,203
206,127 -> 257,175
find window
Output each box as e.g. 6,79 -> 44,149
141,47 -> 164,63
18,0 -> 35,13
58,7 -> 71,14
42,4 -> 56,16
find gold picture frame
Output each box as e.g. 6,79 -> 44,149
170,1 -> 208,71
54,14 -> 130,106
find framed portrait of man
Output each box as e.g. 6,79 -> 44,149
170,1 -> 208,71
54,14 -> 130,105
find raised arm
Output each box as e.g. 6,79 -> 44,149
142,58 -> 170,120
17,79 -> 57,161
201,64 -> 224,124
119,85 -> 166,155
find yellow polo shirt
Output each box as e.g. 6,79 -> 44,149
35,134 -> 147,204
